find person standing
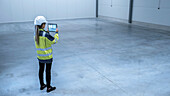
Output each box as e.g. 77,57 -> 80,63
34,16 -> 59,93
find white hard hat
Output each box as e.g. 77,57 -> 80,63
34,16 -> 47,25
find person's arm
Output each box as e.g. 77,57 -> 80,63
46,29 -> 59,45
54,28 -> 59,41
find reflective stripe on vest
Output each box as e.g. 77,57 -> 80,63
42,31 -> 46,37
36,47 -> 52,51
37,52 -> 52,57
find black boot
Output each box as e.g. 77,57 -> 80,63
47,86 -> 56,93
40,84 -> 47,90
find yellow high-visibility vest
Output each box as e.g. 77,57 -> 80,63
34,29 -> 59,63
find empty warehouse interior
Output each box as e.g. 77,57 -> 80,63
0,0 -> 170,96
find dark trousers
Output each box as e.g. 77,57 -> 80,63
39,62 -> 52,88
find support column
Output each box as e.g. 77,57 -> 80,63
129,0 -> 134,23
96,0 -> 98,18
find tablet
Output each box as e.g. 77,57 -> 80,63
48,23 -> 58,32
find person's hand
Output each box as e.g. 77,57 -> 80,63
56,28 -> 59,33
46,27 -> 49,33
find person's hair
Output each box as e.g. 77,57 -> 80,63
35,23 -> 46,45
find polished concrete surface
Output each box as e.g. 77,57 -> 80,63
0,18 -> 170,96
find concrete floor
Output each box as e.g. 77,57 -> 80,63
0,18 -> 170,96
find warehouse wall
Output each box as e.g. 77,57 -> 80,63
0,0 -> 96,23
99,0 -> 170,26
133,0 -> 170,26
99,0 -> 130,20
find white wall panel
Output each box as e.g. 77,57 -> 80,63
56,0 -> 68,19
99,0 -> 130,20
0,0 -> 12,22
133,0 -> 170,26
22,0 -> 35,21
46,0 -> 58,20
0,0 -> 96,23
10,0 -> 24,22
34,0 -> 47,18
99,0 -> 170,26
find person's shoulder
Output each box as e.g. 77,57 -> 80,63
39,31 -> 44,36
